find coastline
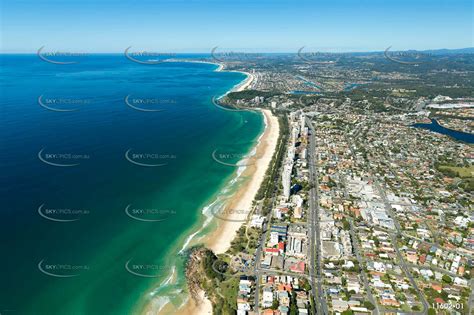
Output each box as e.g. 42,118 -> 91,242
170,108 -> 279,315
206,108 -> 279,254
165,58 -> 254,93
230,69 -> 254,92
145,60 -> 271,315
209,60 -> 254,93
156,289 -> 212,315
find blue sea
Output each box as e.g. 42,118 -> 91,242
0,54 -> 263,314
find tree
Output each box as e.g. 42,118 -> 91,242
289,290 -> 298,315
342,277 -> 347,286
428,308 -> 437,315
300,279 -> 312,291
364,301 -> 375,310
442,274 -> 452,284
440,290 -> 449,301
396,293 -> 407,302
342,219 -> 350,230
271,298 -> 279,310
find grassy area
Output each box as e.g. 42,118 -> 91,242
438,165 -> 474,178
219,277 -> 240,310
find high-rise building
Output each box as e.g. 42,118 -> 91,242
282,162 -> 292,201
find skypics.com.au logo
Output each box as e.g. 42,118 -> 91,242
124,47 -> 176,65
37,46 -> 89,65
38,148 -> 90,167
384,46 -> 432,65
124,95 -> 176,112
124,149 -> 176,167
37,204 -> 90,222
38,95 -> 92,112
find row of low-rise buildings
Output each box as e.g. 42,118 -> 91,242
306,97 -> 473,313
257,111 -> 313,314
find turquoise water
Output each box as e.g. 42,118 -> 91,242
0,55 -> 263,314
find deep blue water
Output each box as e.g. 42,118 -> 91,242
412,119 -> 474,143
0,54 -> 263,314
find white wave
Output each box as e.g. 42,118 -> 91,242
161,265 -> 176,286
236,164 -> 246,177
149,295 -> 171,314
177,124 -> 265,254
176,296 -> 190,312
201,196 -> 222,215
178,198 -> 221,254
178,229 -> 201,254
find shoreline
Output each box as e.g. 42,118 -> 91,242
207,60 -> 254,93
171,108 -> 279,315
143,60 -> 271,315
164,58 -> 254,94
205,108 -> 279,254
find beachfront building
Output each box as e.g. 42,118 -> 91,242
250,215 -> 266,228
282,115 -> 300,201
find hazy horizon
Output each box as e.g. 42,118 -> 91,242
2,46 -> 474,54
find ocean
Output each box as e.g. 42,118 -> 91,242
0,54 -> 263,314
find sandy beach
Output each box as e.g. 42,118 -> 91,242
207,109 -> 279,254
169,290 -> 213,315
148,61 -> 275,315
169,109 -> 279,315
190,59 -> 255,93
164,58 -> 254,93
231,70 -> 254,92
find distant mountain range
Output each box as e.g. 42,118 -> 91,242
294,47 -> 474,57
346,47 -> 474,55
418,47 -> 474,55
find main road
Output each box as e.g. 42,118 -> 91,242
306,117 -> 328,315
253,120 -> 286,314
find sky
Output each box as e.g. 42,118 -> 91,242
1,0 -> 473,53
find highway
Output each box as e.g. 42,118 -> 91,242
254,116 -> 327,314
306,117 -> 328,315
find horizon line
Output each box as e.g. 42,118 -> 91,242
1,46 -> 474,55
